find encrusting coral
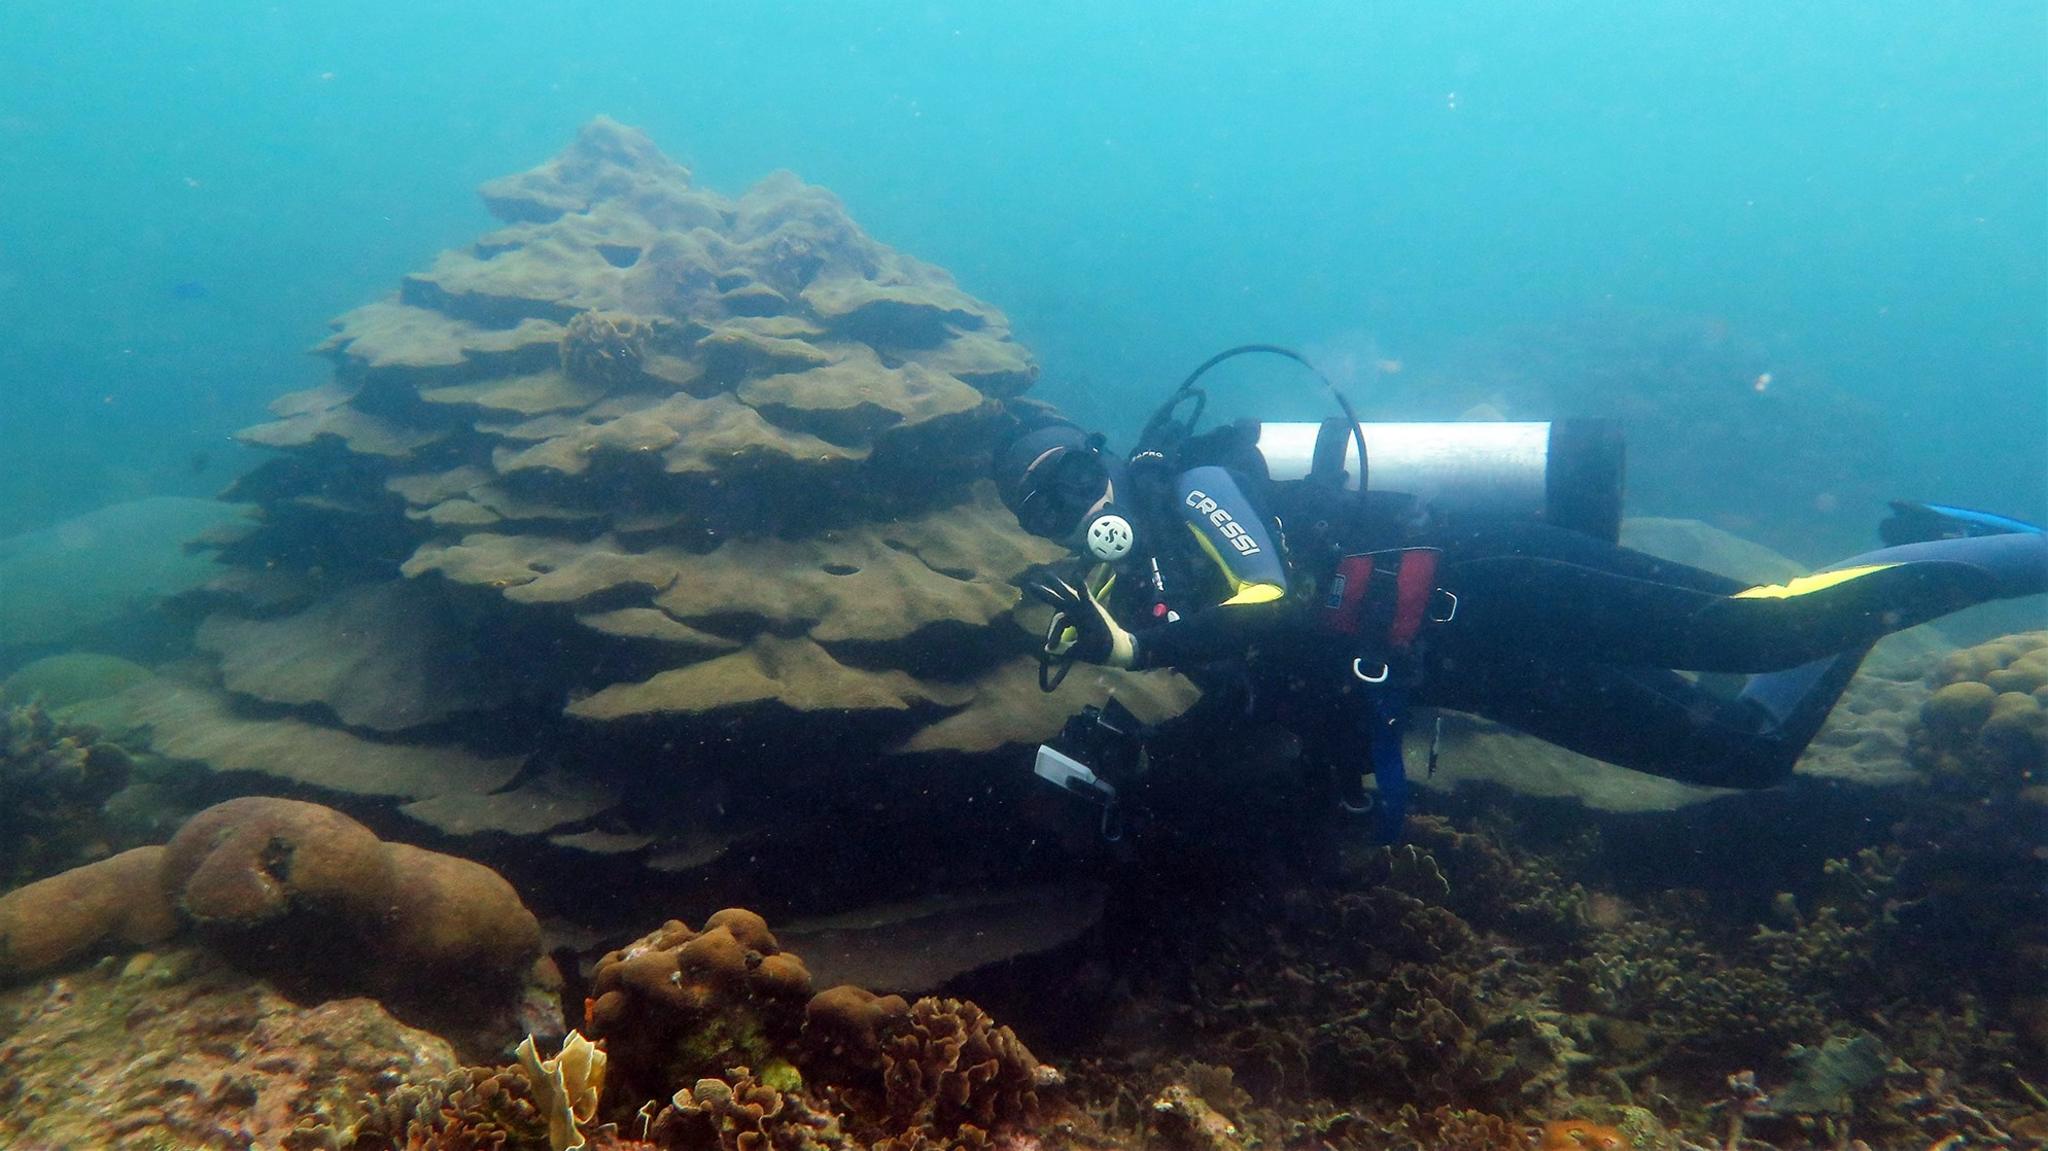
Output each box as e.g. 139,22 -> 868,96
267,907 -> 1065,1151
1038,793 -> 2048,1151
650,1068 -> 849,1151
315,1063 -> 555,1151
1914,629 -> 2048,783
546,908 -> 1057,1151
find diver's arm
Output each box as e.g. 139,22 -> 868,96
1131,596 -> 1296,668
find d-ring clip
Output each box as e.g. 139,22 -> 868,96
1429,589 -> 1458,623
1352,658 -> 1390,683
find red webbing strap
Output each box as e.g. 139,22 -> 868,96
1389,548 -> 1441,649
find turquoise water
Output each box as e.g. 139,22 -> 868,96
1,8 -> 2046,1144
2,2 -> 2042,544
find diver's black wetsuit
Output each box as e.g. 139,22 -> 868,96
1104,452 -> 2047,792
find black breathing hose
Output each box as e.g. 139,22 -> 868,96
1140,344 -> 1370,487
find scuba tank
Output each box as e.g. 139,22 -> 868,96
1255,417 -> 1626,542
1140,345 -> 1626,543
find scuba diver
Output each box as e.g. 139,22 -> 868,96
996,347 -> 2048,842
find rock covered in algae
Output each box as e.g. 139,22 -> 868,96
0,947 -> 460,1151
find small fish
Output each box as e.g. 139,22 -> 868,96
170,280 -> 208,300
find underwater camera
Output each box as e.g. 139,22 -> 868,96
1032,698 -> 1148,837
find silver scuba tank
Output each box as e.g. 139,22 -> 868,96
1254,418 -> 1626,542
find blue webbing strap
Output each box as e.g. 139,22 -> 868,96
1368,688 -> 1410,843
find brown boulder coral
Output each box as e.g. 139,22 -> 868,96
0,797 -> 542,1042
0,845 -> 177,977
586,909 -> 818,1103
164,795 -> 396,934
162,797 -> 542,1011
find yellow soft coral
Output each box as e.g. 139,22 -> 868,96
517,1030 -> 608,1151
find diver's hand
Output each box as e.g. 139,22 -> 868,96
1018,565 -> 1137,669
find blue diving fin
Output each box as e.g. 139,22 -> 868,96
1880,501 -> 2044,547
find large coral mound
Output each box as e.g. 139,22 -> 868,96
220,115 -> 1043,701
173,117 -> 1180,869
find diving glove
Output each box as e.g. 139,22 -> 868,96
1019,564 -> 1138,669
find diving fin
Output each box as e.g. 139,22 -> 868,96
1880,501 -> 2044,547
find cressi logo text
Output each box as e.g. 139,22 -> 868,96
1185,490 -> 1262,555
